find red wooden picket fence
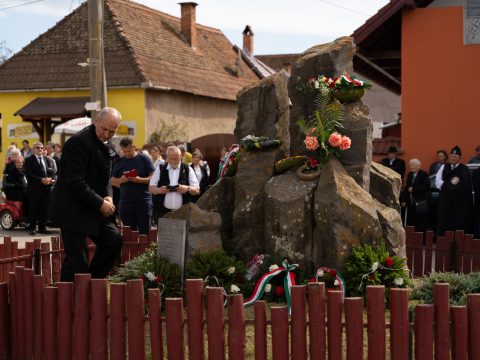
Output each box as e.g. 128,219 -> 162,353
1,273 -> 480,359
0,226 -> 156,284
405,226 -> 480,277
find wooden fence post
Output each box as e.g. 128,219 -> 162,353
148,288 -> 163,360
367,286 -> 386,360
390,288 -> 409,360
33,275 -> 43,359
345,297 -> 363,360
110,283 -> 126,360
166,298 -> 185,360
434,283 -> 450,360
0,282 -> 10,360
291,285 -> 307,360
14,266 -> 25,360
308,282 -> 326,359
23,268 -> 34,359
254,301 -> 267,360
415,304 -> 434,360
57,282 -> 74,360
91,279 -> 108,360
43,286 -> 57,359
451,306 -> 468,360
271,306 -> 289,360
206,287 -> 225,360
327,290 -> 343,360
186,279 -> 204,360
74,274 -> 91,360
468,294 -> 480,358
227,294 -> 246,360
126,279 -> 146,360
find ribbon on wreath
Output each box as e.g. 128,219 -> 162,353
244,259 -> 299,314
315,267 -> 346,303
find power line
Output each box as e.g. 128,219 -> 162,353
0,0 -> 44,11
317,0 -> 371,17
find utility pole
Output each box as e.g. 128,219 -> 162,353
88,0 -> 107,119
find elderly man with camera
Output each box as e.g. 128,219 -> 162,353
149,145 -> 199,223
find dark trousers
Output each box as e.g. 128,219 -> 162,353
119,204 -> 151,234
28,189 -> 50,230
60,220 -> 123,282
152,206 -> 172,225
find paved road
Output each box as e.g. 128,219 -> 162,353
0,226 -> 59,248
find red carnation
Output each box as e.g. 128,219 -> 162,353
275,286 -> 285,297
308,277 -> 317,283
369,274 -> 375,281
385,257 -> 394,268
328,269 -> 337,277
155,275 -> 163,284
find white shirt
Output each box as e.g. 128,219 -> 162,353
435,164 -> 445,190
192,165 -> 203,184
150,163 -> 199,210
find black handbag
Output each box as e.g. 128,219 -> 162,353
415,200 -> 429,214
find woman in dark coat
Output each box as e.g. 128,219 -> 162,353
401,158 -> 431,232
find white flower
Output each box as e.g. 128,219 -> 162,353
314,80 -> 320,89
145,272 -> 156,281
371,262 -> 379,272
227,266 -> 235,274
230,284 -> 240,294
334,279 -> 339,286
316,269 -> 324,278
269,264 -> 279,272
264,284 -> 272,293
394,277 -> 404,286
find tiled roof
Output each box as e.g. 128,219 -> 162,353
0,0 -> 260,101
372,137 -> 402,155
256,54 -> 300,72
14,97 -> 90,118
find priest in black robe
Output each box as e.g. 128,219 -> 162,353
435,146 -> 473,236
380,146 -> 406,180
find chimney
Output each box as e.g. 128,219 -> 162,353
242,25 -> 254,54
179,2 -> 198,48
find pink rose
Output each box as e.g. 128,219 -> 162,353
339,136 -> 351,150
328,132 -> 342,147
304,136 -> 320,151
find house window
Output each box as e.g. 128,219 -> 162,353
464,0 -> 480,44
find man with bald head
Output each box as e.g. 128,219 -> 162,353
53,107 -> 123,281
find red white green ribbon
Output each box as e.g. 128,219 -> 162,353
316,267 -> 346,303
244,259 -> 299,313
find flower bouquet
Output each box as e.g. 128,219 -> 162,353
309,71 -> 372,103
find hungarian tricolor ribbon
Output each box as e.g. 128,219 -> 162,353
244,259 -> 299,314
315,267 -> 346,303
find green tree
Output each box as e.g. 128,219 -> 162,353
149,119 -> 187,144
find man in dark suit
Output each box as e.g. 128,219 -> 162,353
380,146 -> 406,180
52,107 -> 123,282
24,142 -> 56,235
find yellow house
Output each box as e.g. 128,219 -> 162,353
0,0 -> 270,169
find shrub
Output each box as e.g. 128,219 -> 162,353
411,272 -> 480,305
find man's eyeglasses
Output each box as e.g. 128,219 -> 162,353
35,146 -> 44,149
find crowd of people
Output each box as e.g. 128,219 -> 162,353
381,145 -> 480,238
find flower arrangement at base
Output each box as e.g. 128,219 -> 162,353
109,244 -> 182,300
185,249 -> 248,294
341,242 -> 411,302
309,267 -> 346,302
296,80 -> 351,170
309,71 -> 372,103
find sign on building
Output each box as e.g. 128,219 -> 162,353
7,123 -> 37,139
465,0 -> 480,44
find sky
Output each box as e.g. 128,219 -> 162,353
0,0 -> 389,57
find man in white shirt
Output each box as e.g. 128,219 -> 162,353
149,146 -> 199,224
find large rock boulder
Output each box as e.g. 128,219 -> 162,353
312,157 -> 383,269
341,101 -> 373,191
233,148 -> 284,261
370,162 -> 402,211
288,37 -> 356,156
165,203 -> 222,260
196,177 -> 235,239
264,170 -> 318,273
374,200 -> 406,258
235,71 -> 291,156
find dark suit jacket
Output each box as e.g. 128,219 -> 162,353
24,155 -> 55,194
2,166 -> 28,201
52,125 -> 114,236
401,170 -> 430,204
380,157 -> 406,179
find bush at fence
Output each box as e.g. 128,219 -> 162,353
411,271 -> 480,305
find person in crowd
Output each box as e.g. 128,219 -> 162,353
468,145 -> 480,164
21,140 -> 33,159
429,149 -> 448,175
4,148 -> 22,174
435,145 -> 473,236
111,136 -> 155,234
219,147 -> 228,163
401,159 -> 430,232
149,146 -> 199,222
52,107 -> 123,282
3,157 -> 28,204
380,146 -> 406,180
53,143 -> 62,160
5,144 -> 18,164
178,144 -> 192,164
44,142 -> 58,176
149,145 -> 164,168
24,142 -> 56,235
189,150 -> 209,203
473,166 -> 480,238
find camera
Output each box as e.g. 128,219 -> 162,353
167,185 -> 179,192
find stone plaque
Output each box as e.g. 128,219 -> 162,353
156,219 -> 187,271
